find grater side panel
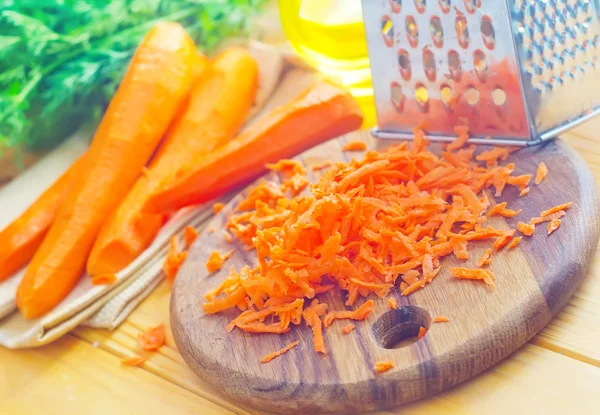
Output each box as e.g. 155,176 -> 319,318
362,0 -> 531,141
512,0 -> 600,136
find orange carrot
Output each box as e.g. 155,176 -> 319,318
16,23 -> 198,319
342,140 -> 367,151
121,356 -> 148,367
476,248 -> 492,267
374,360 -> 395,373
493,229 -> 516,251
507,174 -> 531,191
312,161 -> 332,171
0,154 -> 86,282
184,226 -> 198,249
143,81 -> 364,214
91,274 -> 117,286
547,219 -> 561,235
488,202 -> 521,218
530,210 -> 566,225
447,125 -> 469,151
541,202 -> 573,217
87,48 -> 258,276
519,187 -> 531,197
517,221 -> 535,236
433,316 -> 449,323
506,236 -> 522,249
138,324 -> 166,351
323,300 -> 374,327
163,237 -> 188,283
451,267 -> 496,287
535,162 -> 548,185
205,250 -> 234,273
388,297 -> 398,309
303,299 -> 328,354
213,202 -> 226,214
418,326 -> 427,340
341,324 -> 356,334
260,341 -> 300,363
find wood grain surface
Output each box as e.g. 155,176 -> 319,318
171,131 -> 600,414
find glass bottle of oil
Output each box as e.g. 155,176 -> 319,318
278,0 -> 376,127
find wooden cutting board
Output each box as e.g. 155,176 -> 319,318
171,132 -> 599,414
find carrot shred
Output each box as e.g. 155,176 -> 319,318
163,237 -> 187,282
450,267 -> 496,287
541,202 -> 573,217
476,248 -> 492,267
121,356 -> 148,367
547,219 -> 561,235
312,161 -> 332,171
213,202 -> 225,214
323,300 -> 374,327
138,324 -> 165,351
342,140 -> 367,152
205,250 -> 233,273
488,202 -> 521,218
223,230 -> 233,243
530,210 -> 566,225
507,236 -> 522,250
303,299 -> 328,353
388,297 -> 398,310
535,162 -> 548,185
519,187 -> 531,197
341,324 -> 356,334
418,326 -> 427,340
374,360 -> 395,373
184,226 -> 198,249
433,316 -> 449,323
517,221 -> 535,236
447,125 -> 469,151
91,273 -> 117,286
493,229 -> 516,251
260,340 -> 300,363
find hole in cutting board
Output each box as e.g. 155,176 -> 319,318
372,306 -> 431,349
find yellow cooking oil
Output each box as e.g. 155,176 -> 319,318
278,0 -> 376,128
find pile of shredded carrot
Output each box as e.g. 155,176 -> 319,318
199,128 -> 573,356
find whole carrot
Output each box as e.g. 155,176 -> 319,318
0,154 -> 85,282
16,22 -> 198,319
86,48 -> 258,276
143,81 -> 364,214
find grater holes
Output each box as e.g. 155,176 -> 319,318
390,82 -> 405,112
480,16 -> 495,50
492,88 -> 507,107
438,0 -> 451,14
440,84 -> 458,111
430,16 -> 444,48
406,16 -> 419,47
414,0 -> 426,13
415,84 -> 430,111
473,49 -> 487,82
456,16 -> 470,49
398,49 -> 412,80
423,48 -> 436,81
465,86 -> 480,106
389,0 -> 402,13
448,50 -> 462,81
381,16 -> 394,47
463,0 -> 481,14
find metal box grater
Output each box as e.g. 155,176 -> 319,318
362,0 -> 600,146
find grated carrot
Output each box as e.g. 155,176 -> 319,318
312,161 -> 332,171
433,316 -> 449,323
260,340 -> 300,363
519,187 -> 531,197
547,219 -> 561,235
91,273 -> 116,285
530,210 -> 566,225
388,297 -> 398,309
341,324 -> 356,334
535,162 -> 548,185
138,324 -> 165,351
506,236 -> 522,250
418,326 -> 427,340
517,221 -> 535,236
184,226 -> 198,249
342,140 -> 367,151
162,237 -> 187,282
205,250 -> 234,273
374,360 -> 395,373
223,229 -> 233,243
541,202 -> 573,217
476,248 -> 492,267
121,356 -> 147,367
213,202 -> 225,214
200,129 -> 567,352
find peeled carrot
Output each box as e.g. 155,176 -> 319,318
143,80 -> 364,214
0,154 -> 86,282
16,23 -> 198,319
87,48 -> 258,276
